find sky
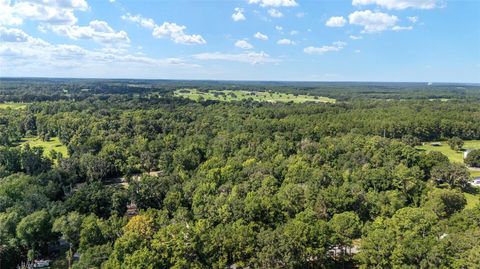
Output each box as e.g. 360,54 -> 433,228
0,0 -> 479,82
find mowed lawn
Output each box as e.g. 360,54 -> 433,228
20,137 -> 68,158
417,140 -> 480,171
0,102 -> 29,110
174,89 -> 336,103
464,191 -> 480,209
418,141 -> 480,209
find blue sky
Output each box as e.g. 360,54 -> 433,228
0,0 -> 479,82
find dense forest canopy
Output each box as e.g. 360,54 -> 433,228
0,79 -> 479,269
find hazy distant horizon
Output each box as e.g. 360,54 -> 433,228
1,76 -> 479,85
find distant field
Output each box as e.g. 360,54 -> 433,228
0,102 -> 29,109
174,89 -> 336,103
416,140 -> 480,177
20,137 -> 68,158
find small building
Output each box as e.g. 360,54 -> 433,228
471,178 -> 480,187
431,142 -> 442,147
33,260 -> 51,268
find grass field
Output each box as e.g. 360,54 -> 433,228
0,102 -> 29,109
471,170 -> 480,177
416,140 -> 480,178
20,137 -> 68,158
417,141 -> 480,163
464,189 -> 480,209
174,89 -> 336,103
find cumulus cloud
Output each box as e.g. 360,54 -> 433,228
277,38 -> 295,45
349,35 -> 363,40
348,10 -> 398,33
232,7 -> 246,21
352,0 -> 442,10
254,32 -> 268,40
0,0 -> 89,26
268,9 -> 283,18
392,25 -> 413,31
153,22 -> 206,45
275,25 -> 283,31
248,0 -> 298,7
49,20 -> 130,45
408,16 -> 418,23
0,26 -> 46,44
304,41 -> 347,55
121,13 -> 155,29
193,51 -> 279,65
235,39 -> 253,49
326,16 -> 346,27
0,26 -> 198,77
122,13 -> 206,45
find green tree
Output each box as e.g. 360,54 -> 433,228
422,188 -> 466,218
465,149 -> 480,168
16,210 -> 52,260
431,163 -> 470,190
329,211 -> 362,255
448,137 -> 464,151
52,212 -> 84,268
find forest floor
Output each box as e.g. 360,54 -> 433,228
19,136 -> 69,158
0,102 -> 29,109
174,89 -> 336,103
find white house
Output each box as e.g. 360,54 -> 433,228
472,178 -> 480,187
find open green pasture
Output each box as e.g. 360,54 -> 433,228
174,89 -> 336,103
416,140 -> 480,178
0,102 -> 29,109
417,140 -> 480,164
20,136 -> 68,157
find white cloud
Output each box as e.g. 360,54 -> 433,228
0,0 -> 89,26
392,25 -> 413,31
0,26 -> 46,45
277,38 -> 295,45
326,16 -> 346,27
0,26 -> 198,77
121,13 -> 155,29
153,22 -> 206,45
268,9 -> 283,18
49,20 -> 130,45
123,13 -> 206,45
235,39 -> 253,49
352,0 -> 442,10
232,7 -> 246,21
275,25 -> 283,31
408,16 -> 418,23
296,12 -> 305,18
254,32 -> 268,40
248,0 -> 298,7
193,51 -> 279,65
349,35 -> 363,40
348,10 -> 398,33
290,30 -> 299,35
304,41 -> 347,55
355,49 -> 361,53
